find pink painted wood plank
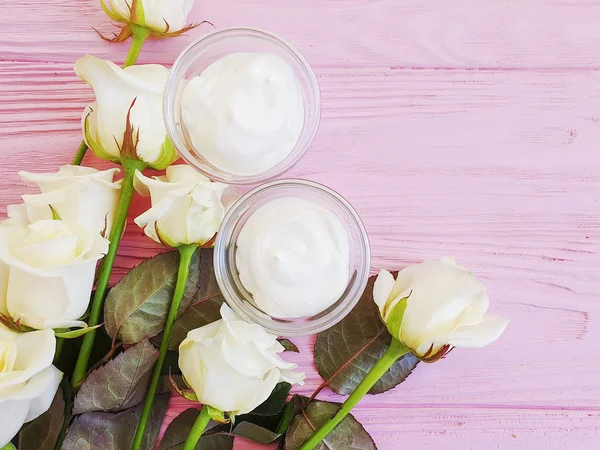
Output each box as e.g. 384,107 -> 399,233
1,0 -> 600,68
1,1 -> 599,449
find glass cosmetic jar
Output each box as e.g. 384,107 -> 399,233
164,27 -> 321,185
214,179 -> 371,336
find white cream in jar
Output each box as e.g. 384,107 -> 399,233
181,52 -> 304,176
235,197 -> 351,318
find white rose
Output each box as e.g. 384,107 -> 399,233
179,304 -> 304,415
9,165 -> 121,235
374,257 -> 508,361
103,0 -> 195,34
0,325 -> 62,448
75,55 -> 177,169
0,220 -> 109,330
133,165 -> 241,247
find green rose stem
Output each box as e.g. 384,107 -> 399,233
71,24 -> 150,166
183,405 -> 211,450
71,140 -> 89,166
298,339 -> 410,450
123,24 -> 151,68
131,244 -> 198,450
71,159 -> 147,388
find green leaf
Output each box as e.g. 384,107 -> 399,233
251,382 -> 291,416
167,249 -> 224,350
276,395 -> 305,434
61,393 -> 169,450
278,338 -> 300,353
204,382 -> 293,445
73,339 -> 158,414
160,349 -> 181,375
157,409 -> 233,450
54,324 -> 102,339
204,421 -> 282,446
167,295 -> 223,350
18,385 -> 65,450
53,325 -> 113,377
226,421 -> 282,444
104,250 -> 201,344
314,274 -> 419,395
285,400 -> 377,450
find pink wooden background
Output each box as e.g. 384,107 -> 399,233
1,0 -> 600,449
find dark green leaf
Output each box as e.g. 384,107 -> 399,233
157,409 -> 233,450
285,400 -> 377,450
167,296 -> 223,350
18,385 -> 65,450
204,421 -> 282,446
204,382 -> 293,444
53,311 -> 113,375
167,249 -> 224,350
53,336 -> 82,375
104,250 -> 201,344
251,382 -> 291,416
161,350 -> 181,375
88,328 -> 115,369
314,274 -> 419,395
278,338 -> 300,353
61,393 -> 169,450
73,339 -> 158,414
229,422 -> 282,444
276,395 -> 305,434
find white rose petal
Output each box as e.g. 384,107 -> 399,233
0,221 -> 108,330
179,304 -> 304,415
374,258 -> 508,360
0,325 -> 62,448
17,165 -> 121,234
4,204 -> 30,227
134,165 -> 241,247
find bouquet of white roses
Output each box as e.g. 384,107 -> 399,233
0,2 -> 508,450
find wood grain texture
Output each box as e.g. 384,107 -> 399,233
0,1 -> 599,449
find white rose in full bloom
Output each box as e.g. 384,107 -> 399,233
102,0 -> 195,34
0,325 -> 62,448
374,257 -> 508,361
0,220 -> 109,330
179,304 -> 304,415
75,55 -> 177,170
134,165 -> 241,247
7,166 -> 121,235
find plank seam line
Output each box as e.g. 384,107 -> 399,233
2,60 -> 600,72
346,403 -> 600,413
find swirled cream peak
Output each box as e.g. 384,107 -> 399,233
182,52 -> 304,176
235,197 -> 350,318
